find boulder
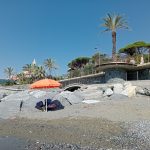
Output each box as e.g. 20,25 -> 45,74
121,86 -> 136,97
110,94 -> 128,100
0,93 -> 7,100
123,82 -> 132,89
73,90 -> 84,100
143,88 -> 150,96
113,83 -> 123,94
82,90 -> 103,100
136,86 -> 145,95
56,91 -> 84,104
53,94 -> 72,106
103,88 -> 113,97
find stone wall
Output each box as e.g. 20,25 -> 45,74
105,69 -> 126,83
60,73 -> 105,87
138,69 -> 150,80
60,68 -> 150,87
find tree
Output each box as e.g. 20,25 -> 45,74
92,52 -> 112,65
23,64 -> 34,76
119,41 -> 150,63
44,58 -> 57,76
68,57 -> 90,70
68,57 -> 90,77
34,66 -> 46,80
17,73 -> 27,84
102,13 -> 128,61
119,41 -> 150,56
4,67 -> 14,79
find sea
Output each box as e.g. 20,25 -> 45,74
0,79 -> 8,84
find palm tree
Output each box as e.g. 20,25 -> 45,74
102,13 -> 128,61
44,58 -> 57,76
4,67 -> 14,79
34,66 -> 46,80
17,73 -> 26,84
23,64 -> 33,75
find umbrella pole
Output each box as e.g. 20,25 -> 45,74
46,99 -> 47,112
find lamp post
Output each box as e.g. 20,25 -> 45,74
148,48 -> 150,62
94,48 -> 101,66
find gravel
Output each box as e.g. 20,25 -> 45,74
1,118 -> 150,150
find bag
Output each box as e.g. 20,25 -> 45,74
35,101 -> 44,110
44,99 -> 52,106
47,100 -> 64,111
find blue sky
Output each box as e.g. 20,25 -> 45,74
0,0 -> 150,78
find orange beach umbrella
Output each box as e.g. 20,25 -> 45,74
30,78 -> 61,89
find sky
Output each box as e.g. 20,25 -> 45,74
0,0 -> 150,78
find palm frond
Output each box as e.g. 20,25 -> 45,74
102,13 -> 129,32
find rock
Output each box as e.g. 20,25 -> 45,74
143,88 -> 150,96
73,90 -> 84,100
97,87 -> 107,92
56,91 -> 84,104
136,86 -> 150,96
107,78 -> 125,84
103,88 -> 113,97
110,94 -> 128,100
82,90 -> 103,100
121,86 -> 136,97
120,82 -> 137,97
113,83 -> 123,94
0,94 -> 4,100
123,82 -> 132,89
0,93 -> 7,100
53,94 -> 72,106
136,86 -> 145,95
29,90 -> 47,98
